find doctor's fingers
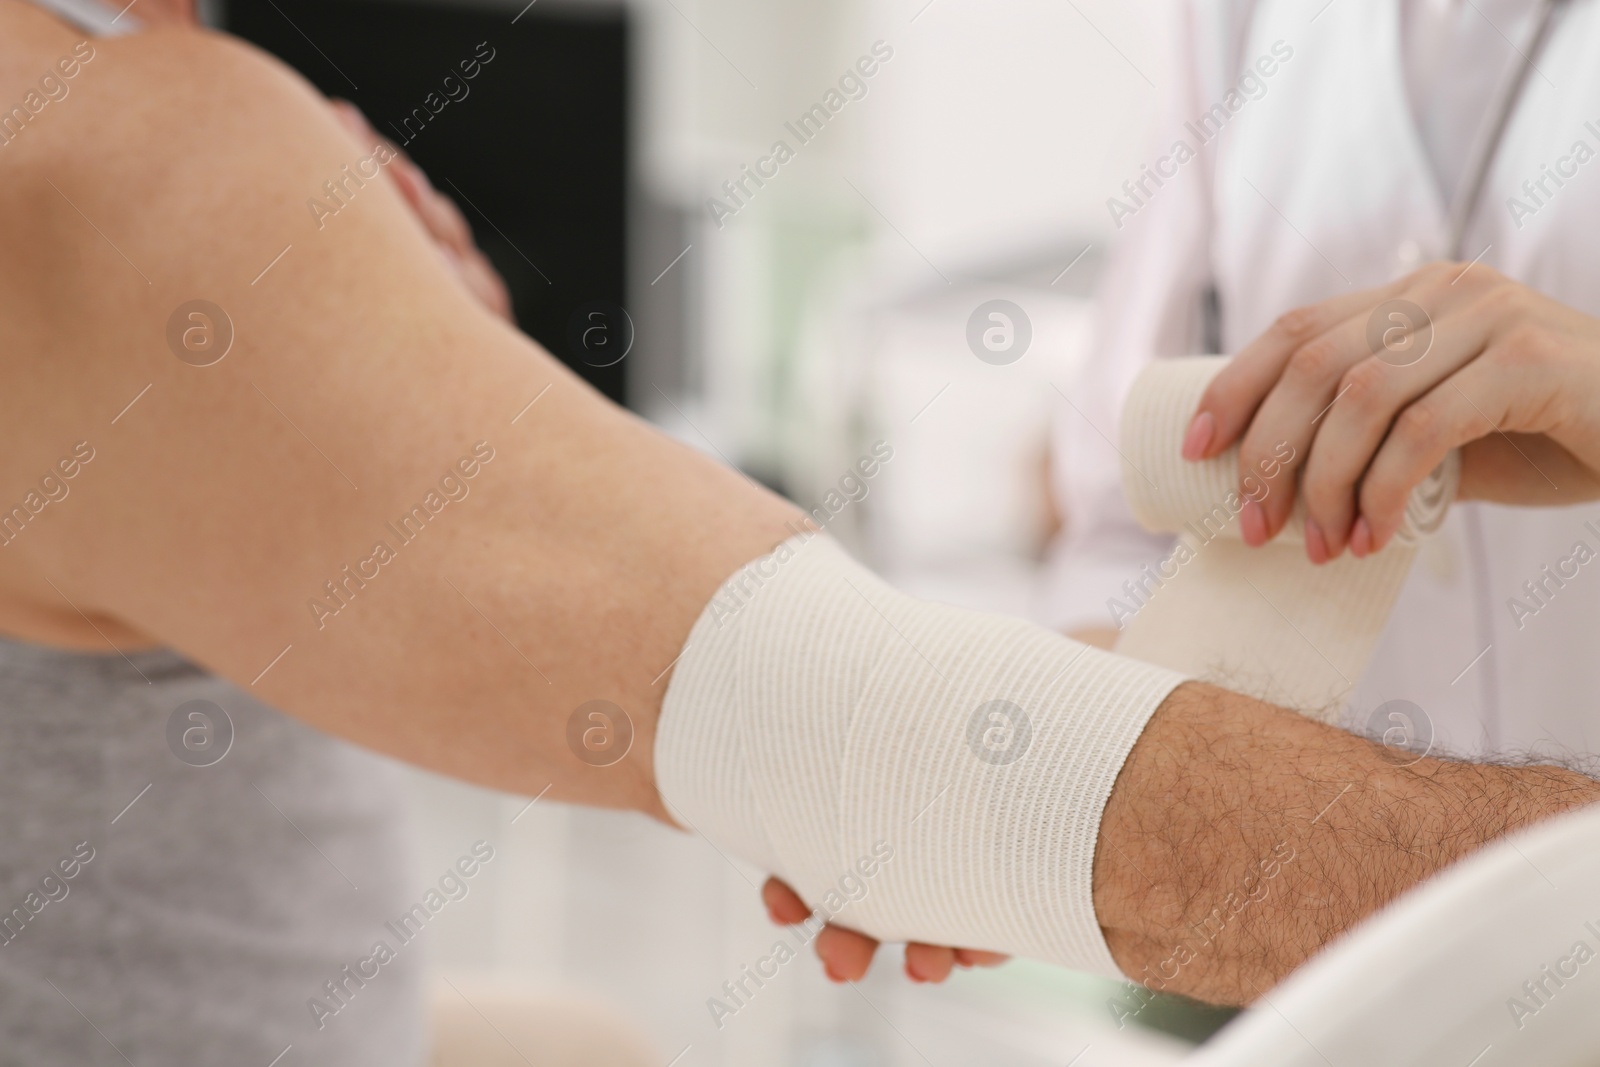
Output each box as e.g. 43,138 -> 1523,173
1353,356 -> 1537,554
1231,264 -> 1503,546
1229,311 -> 1377,545
1192,258 -> 1492,462
1187,284 -> 1407,462
1294,307 -> 1496,560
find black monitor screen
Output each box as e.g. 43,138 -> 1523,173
222,0 -> 631,406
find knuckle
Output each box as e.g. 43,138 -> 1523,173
1409,269 -> 1455,308
1339,359 -> 1388,408
1394,401 -> 1441,447
1239,419 -> 1290,460
1437,259 -> 1492,291
1287,336 -> 1342,383
1478,279 -> 1526,320
1272,306 -> 1324,347
1420,261 -> 1457,286
1471,262 -> 1510,290
1497,322 -> 1554,370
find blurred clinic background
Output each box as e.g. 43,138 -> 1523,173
213,0 -> 1226,1062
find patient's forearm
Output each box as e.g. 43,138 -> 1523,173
1095,682 -> 1600,1004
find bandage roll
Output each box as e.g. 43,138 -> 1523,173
1121,356 -> 1456,545
1114,355 -> 1460,720
656,533 -> 1187,975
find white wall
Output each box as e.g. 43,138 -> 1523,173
651,0 -> 1175,464
858,0 -> 1170,274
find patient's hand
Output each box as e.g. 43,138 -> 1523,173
759,625 -> 1106,984
760,878 -> 1007,983
328,100 -> 513,323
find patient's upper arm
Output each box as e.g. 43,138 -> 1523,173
0,23 -> 793,804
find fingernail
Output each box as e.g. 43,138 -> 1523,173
824,964 -> 845,984
1239,499 -> 1267,546
1304,519 -> 1328,565
1350,517 -> 1372,558
1181,411 -> 1215,460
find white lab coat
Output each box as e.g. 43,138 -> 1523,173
1044,0 -> 1600,760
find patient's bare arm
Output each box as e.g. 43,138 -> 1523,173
781,677 -> 1600,998
1,13 -> 1594,1003
0,16 -> 799,818
1094,682 -> 1600,1004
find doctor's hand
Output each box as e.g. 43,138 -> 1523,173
760,878 -> 1008,983
1184,262 -> 1600,562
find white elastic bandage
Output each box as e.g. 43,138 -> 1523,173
1114,355 -> 1459,720
655,532 -> 1186,974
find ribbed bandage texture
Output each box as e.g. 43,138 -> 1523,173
655,533 -> 1186,975
1115,356 -> 1459,720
